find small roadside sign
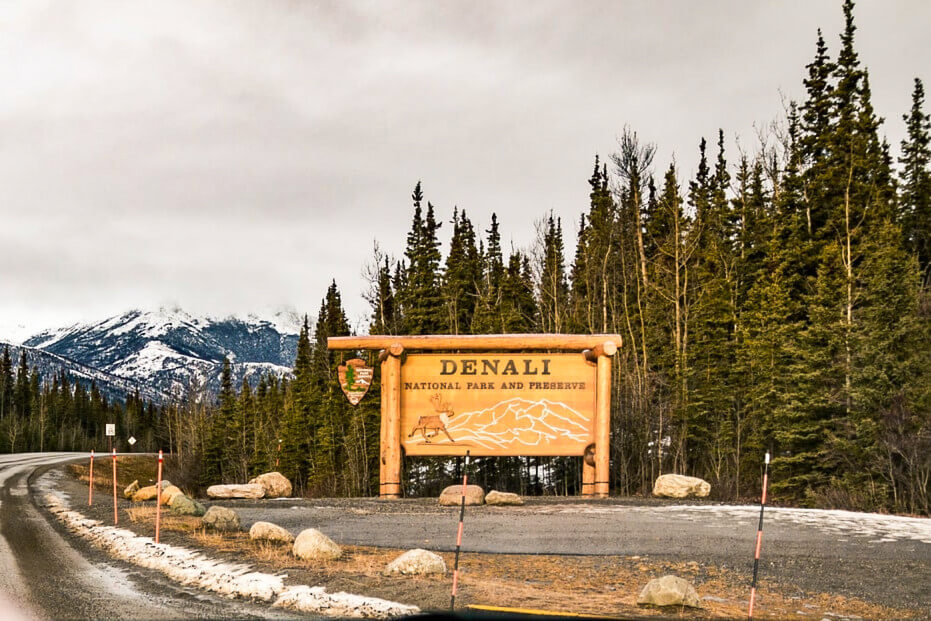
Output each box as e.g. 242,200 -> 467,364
105,424 -> 115,437
128,436 -> 136,446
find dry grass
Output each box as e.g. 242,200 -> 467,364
124,506 -> 203,532
69,456 -> 160,494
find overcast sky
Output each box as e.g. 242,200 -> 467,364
1,1 -> 928,340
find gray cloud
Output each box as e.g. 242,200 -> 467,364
1,0 -> 928,338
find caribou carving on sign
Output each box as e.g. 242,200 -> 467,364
408,393 -> 456,443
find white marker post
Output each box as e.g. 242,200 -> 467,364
105,423 -> 115,453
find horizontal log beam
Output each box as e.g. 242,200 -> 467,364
328,334 -> 623,351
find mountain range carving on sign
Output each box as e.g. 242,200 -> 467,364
411,397 -> 591,450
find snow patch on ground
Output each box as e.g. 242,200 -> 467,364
541,503 -> 931,544
37,477 -> 418,618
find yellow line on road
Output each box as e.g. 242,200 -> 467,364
466,604 -> 619,619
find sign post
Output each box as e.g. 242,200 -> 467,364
105,423 -> 115,453
328,334 -> 621,499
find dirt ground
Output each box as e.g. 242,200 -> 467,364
55,460 -> 925,620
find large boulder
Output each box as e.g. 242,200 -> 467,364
652,474 -> 711,499
131,480 -> 174,502
248,472 -> 292,499
206,484 -> 266,500
292,528 -> 341,561
123,480 -> 140,499
637,575 -> 701,608
439,484 -> 485,506
169,495 -> 206,517
384,549 -> 447,576
202,506 -> 241,532
250,521 -> 295,544
485,490 -> 524,506
160,485 -> 184,506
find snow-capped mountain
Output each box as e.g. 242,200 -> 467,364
23,307 -> 301,401
0,341 -> 168,403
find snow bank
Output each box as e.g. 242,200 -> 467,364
274,586 -> 419,618
38,481 -> 418,618
542,503 -> 931,544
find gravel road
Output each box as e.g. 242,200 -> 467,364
223,496 -> 931,612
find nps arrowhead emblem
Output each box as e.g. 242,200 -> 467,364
338,358 -> 374,406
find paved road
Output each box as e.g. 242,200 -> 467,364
0,453 -> 302,620
230,496 -> 931,611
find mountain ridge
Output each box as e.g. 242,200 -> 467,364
20,307 -> 301,402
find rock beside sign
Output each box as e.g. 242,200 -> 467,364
206,483 -> 266,499
439,484 -> 485,506
131,480 -> 173,502
384,549 -> 446,576
170,495 -> 206,516
652,474 -> 711,499
203,506 -> 241,532
160,485 -> 184,506
250,521 -> 295,544
637,575 -> 701,608
248,472 -> 292,498
485,490 -> 524,506
293,528 -> 341,561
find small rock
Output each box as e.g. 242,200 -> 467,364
293,528 -> 341,561
384,549 -> 447,576
206,484 -> 266,500
248,472 -> 292,498
438,484 -> 484,506
250,521 -> 295,544
169,495 -> 206,517
637,575 -> 702,608
123,480 -> 140,499
202,506 -> 241,532
485,490 -> 524,506
652,474 -> 711,498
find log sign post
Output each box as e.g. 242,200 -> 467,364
329,334 -> 621,499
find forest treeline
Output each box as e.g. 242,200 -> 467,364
0,346 -> 160,454
2,1 -> 928,514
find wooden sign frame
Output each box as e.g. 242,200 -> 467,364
328,334 -> 621,499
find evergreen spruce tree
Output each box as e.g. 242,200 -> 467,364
443,208 -> 481,334
899,78 -> 931,272
537,213 -> 569,333
279,316 -> 314,490
400,183 -> 446,334
0,346 -> 12,421
472,214 -> 505,333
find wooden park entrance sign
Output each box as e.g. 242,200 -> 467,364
327,334 -> 621,499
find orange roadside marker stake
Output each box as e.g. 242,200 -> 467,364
112,448 -> 118,525
155,450 -> 163,543
88,450 -> 94,506
748,451 -> 771,619
450,450 -> 471,611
